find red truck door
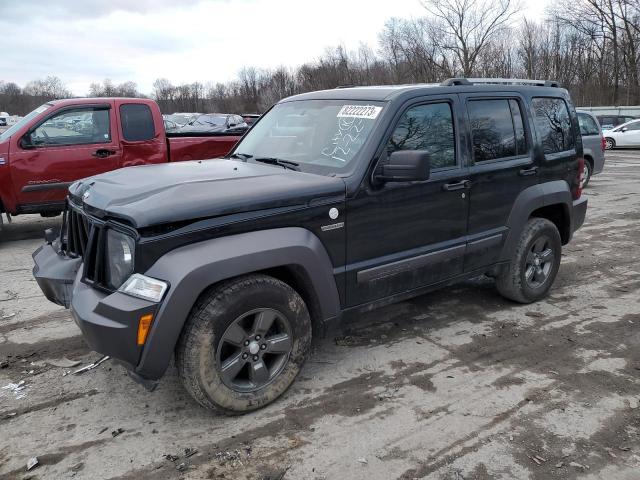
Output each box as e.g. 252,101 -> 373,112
9,103 -> 121,212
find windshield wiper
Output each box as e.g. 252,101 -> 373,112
228,152 -> 252,161
254,157 -> 300,171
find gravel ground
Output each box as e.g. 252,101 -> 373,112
1,151 -> 639,480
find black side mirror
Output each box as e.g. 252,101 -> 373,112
20,133 -> 35,150
376,150 -> 431,183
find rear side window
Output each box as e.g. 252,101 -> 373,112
531,97 -> 575,154
468,99 -> 527,162
120,104 -> 155,141
386,102 -> 456,169
578,113 -> 600,136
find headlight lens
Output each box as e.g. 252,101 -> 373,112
119,274 -> 168,303
106,230 -> 135,289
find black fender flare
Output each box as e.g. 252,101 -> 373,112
499,180 -> 573,262
137,227 -> 340,379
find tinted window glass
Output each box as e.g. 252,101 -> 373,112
120,104 -> 155,141
532,97 -> 575,154
468,99 -> 517,161
386,102 -> 456,169
578,113 -> 600,136
31,107 -> 110,146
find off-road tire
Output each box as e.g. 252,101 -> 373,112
176,274 -> 312,414
496,218 -> 562,304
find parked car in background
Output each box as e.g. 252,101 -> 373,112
179,113 -> 248,134
597,115 -> 636,131
163,118 -> 180,132
0,98 -> 244,218
0,117 -> 6,127
164,113 -> 199,127
603,118 -> 640,150
577,110 -> 606,187
242,114 -> 261,125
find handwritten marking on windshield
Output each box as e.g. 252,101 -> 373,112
322,117 -> 367,163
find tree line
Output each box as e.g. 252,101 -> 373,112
2,0 -> 639,116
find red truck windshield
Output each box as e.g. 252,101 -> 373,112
232,100 -> 385,175
0,104 -> 50,142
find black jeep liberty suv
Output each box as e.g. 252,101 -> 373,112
33,78 -> 588,413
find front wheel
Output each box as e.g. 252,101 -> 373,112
176,274 -> 312,414
496,218 -> 562,304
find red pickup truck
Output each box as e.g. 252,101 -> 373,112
0,98 -> 243,218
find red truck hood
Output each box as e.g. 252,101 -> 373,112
70,159 -> 346,228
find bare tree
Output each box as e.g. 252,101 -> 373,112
421,0 -> 520,76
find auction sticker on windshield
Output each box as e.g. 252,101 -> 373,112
337,105 -> 383,119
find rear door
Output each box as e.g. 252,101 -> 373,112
345,95 -> 470,306
462,93 -> 539,271
9,103 -> 121,210
118,102 -> 166,167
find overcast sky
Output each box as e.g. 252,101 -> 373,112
1,0 -> 549,95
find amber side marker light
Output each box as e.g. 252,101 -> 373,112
137,314 -> 154,346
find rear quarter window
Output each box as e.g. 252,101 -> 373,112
578,113 -> 600,136
531,97 -> 575,155
120,104 -> 155,141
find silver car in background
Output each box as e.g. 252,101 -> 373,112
577,110 -> 606,187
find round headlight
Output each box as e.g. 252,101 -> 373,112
106,230 -> 135,289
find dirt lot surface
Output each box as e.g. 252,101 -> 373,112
1,151 -> 639,480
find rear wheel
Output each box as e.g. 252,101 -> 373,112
176,274 -> 312,414
581,159 -> 592,188
496,218 -> 562,304
604,137 -> 615,150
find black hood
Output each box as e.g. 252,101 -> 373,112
70,159 -> 346,228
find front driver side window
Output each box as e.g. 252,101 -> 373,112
386,102 -> 456,169
622,121 -> 640,131
31,108 -> 111,146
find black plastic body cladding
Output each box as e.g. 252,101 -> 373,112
499,181 -> 574,262
138,227 -> 340,379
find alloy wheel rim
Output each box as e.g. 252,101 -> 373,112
524,235 -> 554,288
216,308 -> 292,392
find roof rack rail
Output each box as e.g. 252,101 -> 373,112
335,84 -> 358,89
440,78 -> 559,88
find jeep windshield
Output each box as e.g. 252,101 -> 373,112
230,99 -> 384,175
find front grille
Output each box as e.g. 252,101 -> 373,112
61,204 -> 107,287
62,206 -> 90,257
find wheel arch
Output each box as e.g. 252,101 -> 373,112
499,181 -> 573,261
135,227 -> 341,379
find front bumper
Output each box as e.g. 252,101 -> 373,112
32,244 -> 81,308
33,242 -> 159,373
